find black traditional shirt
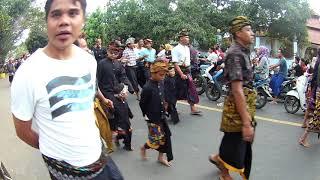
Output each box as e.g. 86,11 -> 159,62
97,58 -> 134,98
139,80 -> 166,123
92,47 -> 106,63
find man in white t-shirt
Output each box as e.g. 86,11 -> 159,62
172,30 -> 201,115
11,0 -> 123,179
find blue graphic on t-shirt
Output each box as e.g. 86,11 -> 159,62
46,74 -> 94,119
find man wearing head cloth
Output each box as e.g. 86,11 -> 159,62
139,59 -> 174,167
171,29 -> 201,115
208,16 -> 256,180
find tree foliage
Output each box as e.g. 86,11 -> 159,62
85,0 -> 311,55
0,0 -> 34,61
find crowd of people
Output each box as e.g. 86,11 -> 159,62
4,0 -> 320,180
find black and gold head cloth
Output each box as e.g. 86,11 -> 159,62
150,60 -> 169,73
229,16 -> 251,34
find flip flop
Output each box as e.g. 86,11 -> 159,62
190,111 -> 202,116
208,156 -> 223,171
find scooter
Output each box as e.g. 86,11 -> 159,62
284,74 -> 308,114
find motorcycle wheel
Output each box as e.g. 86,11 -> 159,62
205,83 -> 221,101
284,95 -> 300,114
193,75 -> 206,95
256,89 -> 267,109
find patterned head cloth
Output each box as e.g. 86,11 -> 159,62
150,60 -> 169,73
229,16 -> 251,34
258,46 -> 269,59
178,29 -> 189,38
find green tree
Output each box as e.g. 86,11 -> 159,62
0,0 -> 33,62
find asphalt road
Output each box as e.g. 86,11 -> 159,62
1,78 -> 320,180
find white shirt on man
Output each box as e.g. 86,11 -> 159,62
172,43 -> 191,67
11,45 -> 102,167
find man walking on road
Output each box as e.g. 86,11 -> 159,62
209,16 -> 256,180
11,0 -> 123,179
172,30 -> 201,115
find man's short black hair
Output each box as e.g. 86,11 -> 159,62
45,0 -> 87,20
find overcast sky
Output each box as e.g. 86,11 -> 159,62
35,0 -> 108,13
35,0 -> 319,14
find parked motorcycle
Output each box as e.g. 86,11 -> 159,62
284,75 -> 308,114
205,64 -> 226,101
191,63 -> 207,95
254,78 -> 272,109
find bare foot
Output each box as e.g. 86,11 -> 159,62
218,174 -> 233,180
299,139 -> 311,148
209,154 -> 223,171
158,158 -> 171,167
140,146 -> 147,160
269,101 -> 278,104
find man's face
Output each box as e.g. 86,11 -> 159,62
236,25 -> 255,45
107,49 -> 119,60
138,39 -> 144,47
180,36 -> 190,45
145,42 -> 152,48
277,50 -> 283,58
127,43 -> 134,49
96,39 -> 102,47
46,0 -> 84,50
79,38 -> 87,49
152,70 -> 167,81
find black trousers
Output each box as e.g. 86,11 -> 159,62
168,103 -> 179,124
8,75 -> 14,83
125,66 -> 139,93
136,64 -> 147,88
116,130 -> 132,148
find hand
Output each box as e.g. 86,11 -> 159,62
104,98 -> 114,109
180,74 -> 188,80
242,124 -> 254,142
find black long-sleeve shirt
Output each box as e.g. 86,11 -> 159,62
139,80 -> 166,124
97,58 -> 134,98
92,47 -> 106,63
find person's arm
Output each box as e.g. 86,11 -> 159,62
13,116 -> 39,149
139,87 -> 151,118
96,88 -> 113,108
174,63 -> 187,80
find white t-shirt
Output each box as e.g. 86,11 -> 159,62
172,43 -> 191,67
11,45 -> 102,167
